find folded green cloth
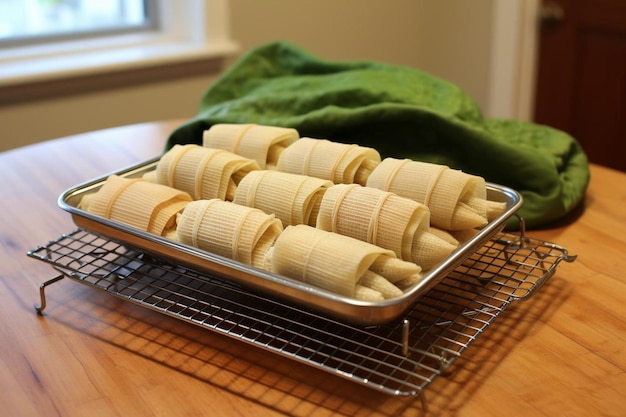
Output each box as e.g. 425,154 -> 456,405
167,41 -> 590,229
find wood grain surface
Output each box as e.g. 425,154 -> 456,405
1,121 -> 624,417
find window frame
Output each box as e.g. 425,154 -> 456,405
0,0 -> 160,48
0,0 -> 237,99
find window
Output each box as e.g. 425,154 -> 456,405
0,0 -> 237,101
0,0 -> 157,46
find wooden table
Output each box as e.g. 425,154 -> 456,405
1,121 -> 624,417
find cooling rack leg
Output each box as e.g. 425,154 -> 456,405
34,274 -> 65,315
418,390 -> 428,412
515,214 -> 528,246
402,319 -> 410,356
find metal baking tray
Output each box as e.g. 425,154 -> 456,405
58,157 -> 523,325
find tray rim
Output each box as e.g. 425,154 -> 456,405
57,157 -> 524,325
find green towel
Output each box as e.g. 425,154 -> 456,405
167,41 -> 590,229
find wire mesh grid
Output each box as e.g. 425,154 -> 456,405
28,228 -> 574,398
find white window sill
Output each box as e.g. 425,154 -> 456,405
0,36 -> 238,105
0,0 -> 239,105
0,35 -> 238,87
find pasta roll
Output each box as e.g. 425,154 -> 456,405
155,144 -> 260,201
276,138 -> 381,185
79,175 -> 191,236
466,196 -> 507,221
369,256 -> 422,284
359,270 -> 403,299
233,170 -> 333,227
428,227 -> 460,246
369,256 -> 423,291
203,123 -> 299,169
411,230 -> 457,271
270,225 -> 414,299
176,199 -> 283,268
316,183 -> 454,270
366,158 -> 489,231
316,184 -> 429,261
355,285 -> 385,302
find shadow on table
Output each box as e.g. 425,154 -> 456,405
30,267 -> 571,417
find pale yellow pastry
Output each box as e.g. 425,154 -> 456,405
316,183 -> 456,270
366,158 -> 499,231
154,144 -> 260,201
233,170 -> 333,227
78,175 -> 191,236
269,225 -> 422,300
203,123 -> 299,169
176,199 -> 282,268
276,137 -> 381,185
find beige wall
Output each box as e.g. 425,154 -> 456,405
0,0 -> 495,152
0,75 -> 219,152
229,0 -> 493,111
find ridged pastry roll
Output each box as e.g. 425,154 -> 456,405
154,144 -> 260,201
269,225 -> 422,300
233,170 -> 333,227
366,158 -> 498,231
203,123 -> 299,170
276,138 -> 381,185
79,175 -> 191,236
176,199 -> 283,269
316,184 -> 456,270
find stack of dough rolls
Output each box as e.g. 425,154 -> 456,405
80,181 -> 281,269
270,225 -> 423,301
316,184 -> 456,271
78,175 -> 192,239
276,137 -> 381,185
233,170 -> 333,228
78,123 -> 511,302
203,123 -> 299,170
148,144 -> 260,201
176,199 -> 283,269
366,158 -> 506,237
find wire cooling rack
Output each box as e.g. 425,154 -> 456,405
28,227 -> 575,408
